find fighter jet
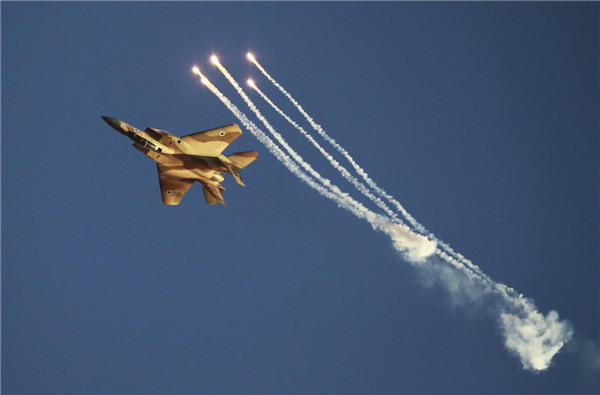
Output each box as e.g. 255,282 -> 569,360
102,116 -> 258,206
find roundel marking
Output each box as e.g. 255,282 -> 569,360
220,132 -> 225,136
167,190 -> 172,194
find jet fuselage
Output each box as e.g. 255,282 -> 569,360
102,116 -> 258,205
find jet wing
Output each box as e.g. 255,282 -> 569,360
180,124 -> 243,156
157,165 -> 194,205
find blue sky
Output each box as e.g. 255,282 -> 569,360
2,2 -> 598,394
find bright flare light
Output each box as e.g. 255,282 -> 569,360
211,55 -> 220,65
247,53 -> 256,63
201,77 -> 209,85
247,79 -> 256,88
192,66 -> 200,75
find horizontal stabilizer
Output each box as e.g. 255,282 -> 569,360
226,151 -> 259,169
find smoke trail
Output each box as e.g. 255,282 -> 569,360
194,60 -> 573,372
248,54 -> 491,282
193,68 -> 436,264
248,80 -> 405,226
417,256 -> 573,371
209,58 -> 364,212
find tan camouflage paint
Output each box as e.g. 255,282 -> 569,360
102,116 -> 258,206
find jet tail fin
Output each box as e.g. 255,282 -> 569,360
220,153 -> 255,187
202,187 -> 218,205
199,181 -> 226,206
229,167 -> 245,186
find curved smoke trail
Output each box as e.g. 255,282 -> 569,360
193,68 -> 436,265
194,58 -> 573,372
247,54 -> 491,282
248,81 -> 405,226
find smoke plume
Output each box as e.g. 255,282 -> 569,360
193,55 -> 574,372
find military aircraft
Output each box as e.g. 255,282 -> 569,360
102,116 -> 258,206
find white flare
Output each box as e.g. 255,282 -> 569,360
194,71 -> 435,265
250,58 -> 491,282
195,59 -> 573,372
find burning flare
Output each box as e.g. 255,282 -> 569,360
193,52 -> 574,372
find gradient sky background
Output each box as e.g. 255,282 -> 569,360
2,2 -> 598,394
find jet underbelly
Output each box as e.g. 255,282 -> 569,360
102,116 -> 258,206
156,166 -> 214,181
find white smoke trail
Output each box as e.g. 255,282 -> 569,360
249,80 -> 405,226
417,257 -> 573,371
248,55 -> 491,282
194,60 -> 573,372
210,59 -> 362,212
193,69 -> 436,264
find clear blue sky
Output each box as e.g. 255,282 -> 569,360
2,2 -> 598,394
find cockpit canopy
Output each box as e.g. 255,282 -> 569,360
129,133 -> 162,153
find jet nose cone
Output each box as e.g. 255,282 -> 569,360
102,116 -> 120,129
102,116 -> 128,134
